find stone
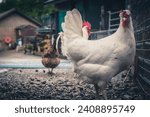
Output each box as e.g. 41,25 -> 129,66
123,94 -> 132,100
30,78 -> 34,81
41,81 -> 46,84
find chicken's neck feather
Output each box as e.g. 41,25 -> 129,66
115,17 -> 135,42
82,26 -> 89,40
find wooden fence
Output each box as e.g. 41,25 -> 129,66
90,10 -> 119,40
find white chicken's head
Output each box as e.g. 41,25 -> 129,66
82,21 -> 91,35
119,10 -> 131,27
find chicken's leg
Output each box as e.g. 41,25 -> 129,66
48,68 -> 54,75
48,69 -> 50,74
94,84 -> 100,98
102,90 -> 107,100
94,84 -> 107,100
51,68 -> 54,74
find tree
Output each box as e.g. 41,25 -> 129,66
0,0 -> 57,23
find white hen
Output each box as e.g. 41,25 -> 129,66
62,9 -> 136,99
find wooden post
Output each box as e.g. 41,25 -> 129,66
108,11 -> 111,35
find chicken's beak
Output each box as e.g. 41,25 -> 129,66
123,17 -> 127,21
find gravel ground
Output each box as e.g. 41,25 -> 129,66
0,68 -> 147,100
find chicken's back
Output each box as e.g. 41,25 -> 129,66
67,33 -> 135,83
67,34 -> 117,64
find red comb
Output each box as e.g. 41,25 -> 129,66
83,21 -> 91,29
120,10 -> 129,17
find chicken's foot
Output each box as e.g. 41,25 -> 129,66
47,68 -> 54,75
102,90 -> 107,100
94,84 -> 107,100
94,84 -> 101,99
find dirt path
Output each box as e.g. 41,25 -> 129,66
0,68 -> 146,100
0,50 -> 71,68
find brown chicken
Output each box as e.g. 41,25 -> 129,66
41,37 -> 60,74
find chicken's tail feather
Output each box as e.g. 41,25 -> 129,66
62,9 -> 83,41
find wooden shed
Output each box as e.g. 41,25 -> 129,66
45,0 -> 126,32
0,8 -> 41,49
15,25 -> 38,44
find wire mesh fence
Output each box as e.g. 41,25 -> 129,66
131,0 -> 150,97
134,20 -> 150,96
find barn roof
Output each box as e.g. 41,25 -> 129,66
15,25 -> 36,30
0,8 -> 42,27
45,0 -> 68,4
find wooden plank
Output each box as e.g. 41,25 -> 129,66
138,65 -> 150,74
110,18 -> 120,21
138,57 -> 150,64
136,49 -> 150,51
110,11 -> 120,15
110,24 -> 119,27
138,73 -> 150,86
135,17 -> 150,29
136,39 -> 150,43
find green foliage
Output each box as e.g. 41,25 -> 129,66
0,0 -> 57,23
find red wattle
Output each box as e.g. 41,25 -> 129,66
122,20 -> 127,27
